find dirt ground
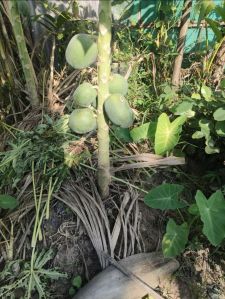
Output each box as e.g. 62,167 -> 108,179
43,196 -> 225,299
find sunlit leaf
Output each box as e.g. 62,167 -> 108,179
191,93 -> 201,100
192,131 -> 204,139
213,108 -> 225,121
154,113 -> 186,155
162,219 -> 189,257
201,85 -> 212,101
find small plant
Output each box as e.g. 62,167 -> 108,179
0,249 -> 67,298
130,113 -> 186,155
0,194 -> 18,209
68,275 -> 82,297
170,83 -> 225,154
144,183 -> 225,257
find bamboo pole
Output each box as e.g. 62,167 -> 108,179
172,0 -> 192,88
97,0 -> 112,198
8,0 -> 39,107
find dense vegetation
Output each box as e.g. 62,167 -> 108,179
0,0 -> 225,298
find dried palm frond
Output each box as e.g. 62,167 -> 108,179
111,154 -> 185,173
55,173 -> 143,268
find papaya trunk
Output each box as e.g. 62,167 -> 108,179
8,0 -> 39,107
97,0 -> 112,198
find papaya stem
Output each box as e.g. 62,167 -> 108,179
97,0 -> 112,198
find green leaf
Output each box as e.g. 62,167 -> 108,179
191,93 -> 201,100
162,219 -> 189,257
0,195 -> 18,209
112,126 -> 132,143
38,269 -> 67,280
72,275 -> 82,288
197,0 -> 215,26
144,183 -> 187,210
69,287 -> 76,296
192,131 -> 204,139
32,273 -> 45,298
213,108 -> 225,121
195,190 -> 225,246
201,85 -> 212,101
220,79 -> 225,89
205,137 -> 220,154
215,121 -> 225,137
199,119 -> 212,137
130,122 -> 156,142
130,123 -> 150,142
205,145 -> 220,154
215,6 -> 225,22
171,101 -> 195,118
154,113 -> 186,155
205,18 -> 222,41
188,203 -> 199,216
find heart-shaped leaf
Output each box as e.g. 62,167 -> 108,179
0,195 -> 18,209
213,108 -> 225,121
130,122 -> 157,142
195,190 -> 225,246
171,101 -> 195,118
144,183 -> 187,210
154,113 -> 186,155
162,219 -> 189,257
201,85 -> 212,101
112,126 -> 132,143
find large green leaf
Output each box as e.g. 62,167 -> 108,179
213,108 -> 225,121
195,190 -> 225,246
0,195 -> 18,209
154,113 -> 186,155
144,183 -> 187,210
162,219 -> 189,257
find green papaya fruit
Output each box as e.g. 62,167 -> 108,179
73,82 -> 97,107
109,74 -> 128,96
104,94 -> 134,128
65,34 -> 98,69
69,108 -> 97,134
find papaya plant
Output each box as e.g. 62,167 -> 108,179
65,0 -> 134,197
